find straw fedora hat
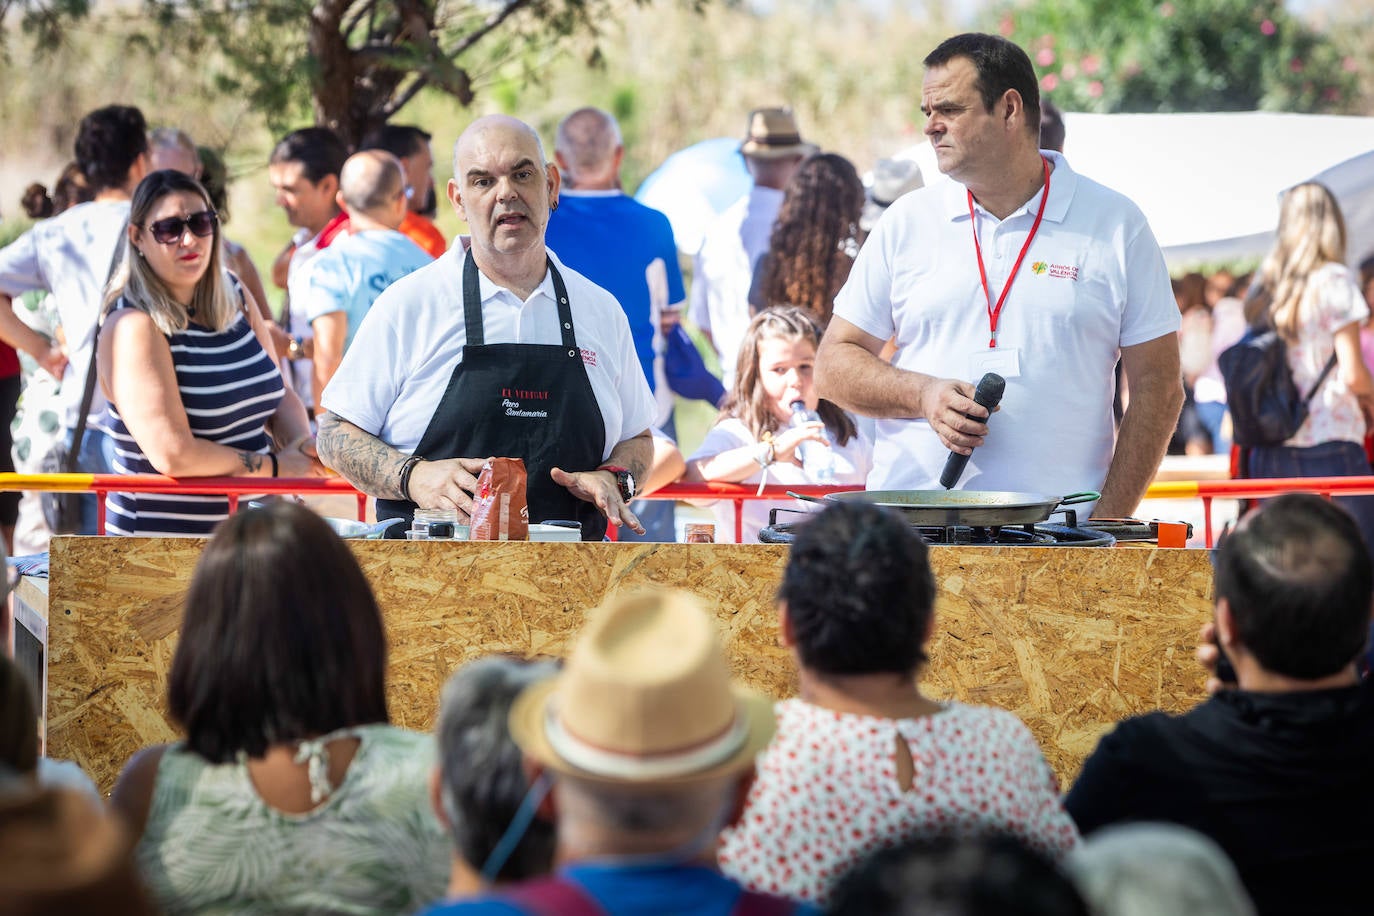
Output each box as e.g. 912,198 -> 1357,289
739,107 -> 818,160
508,590 -> 776,787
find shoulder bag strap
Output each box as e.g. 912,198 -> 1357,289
64,229 -> 128,473
1303,351 -> 1339,405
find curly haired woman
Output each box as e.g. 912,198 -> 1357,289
748,153 -> 865,329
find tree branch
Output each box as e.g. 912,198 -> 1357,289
448,0 -> 532,58
343,0 -> 377,36
382,73 -> 431,119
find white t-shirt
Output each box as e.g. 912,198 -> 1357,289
321,248 -> 657,459
688,416 -> 872,544
296,229 -> 431,350
1285,262 -> 1370,448
833,151 -> 1179,507
689,186 -> 784,386
0,199 -> 129,427
285,226 -> 327,405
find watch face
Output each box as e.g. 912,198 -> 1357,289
624,471 -> 636,499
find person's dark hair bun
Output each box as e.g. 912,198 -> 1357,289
21,183 -> 55,220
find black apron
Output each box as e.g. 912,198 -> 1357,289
377,254 -> 609,540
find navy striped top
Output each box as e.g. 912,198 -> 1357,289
105,298 -> 284,536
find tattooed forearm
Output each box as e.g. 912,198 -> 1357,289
606,431 -> 654,492
238,451 -> 264,474
316,411 -> 408,498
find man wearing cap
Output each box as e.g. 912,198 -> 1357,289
691,107 -> 815,386
859,158 -> 924,237
418,590 -> 815,915
316,114 -> 656,540
816,33 -> 1182,518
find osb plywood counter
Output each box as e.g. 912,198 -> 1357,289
45,537 -> 1213,793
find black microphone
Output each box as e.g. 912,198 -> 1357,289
939,372 -> 1005,489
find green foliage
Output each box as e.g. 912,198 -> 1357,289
996,0 -> 1362,113
0,0 -> 668,146
0,219 -> 33,250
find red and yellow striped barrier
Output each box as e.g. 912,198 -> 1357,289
5,473 -> 1374,544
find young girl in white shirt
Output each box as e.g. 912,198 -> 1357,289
685,306 -> 870,542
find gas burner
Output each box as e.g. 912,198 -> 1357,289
913,523 -> 1115,548
758,508 -> 1121,547
755,508 -> 1192,547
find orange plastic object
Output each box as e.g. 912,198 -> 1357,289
1155,521 -> 1189,549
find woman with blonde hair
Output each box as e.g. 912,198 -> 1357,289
96,169 -> 326,535
1243,182 -> 1374,549
685,306 -> 870,542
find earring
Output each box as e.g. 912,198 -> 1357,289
135,248 -> 146,259
550,199 -> 559,213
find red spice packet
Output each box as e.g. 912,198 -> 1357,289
470,458 -> 530,541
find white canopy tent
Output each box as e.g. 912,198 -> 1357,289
901,111 -> 1374,268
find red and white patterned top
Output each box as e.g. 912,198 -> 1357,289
718,699 -> 1080,904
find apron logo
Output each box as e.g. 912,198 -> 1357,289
580,348 -> 598,367
500,388 -> 550,419
1031,261 -> 1048,275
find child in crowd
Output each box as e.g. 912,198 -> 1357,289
685,306 -> 870,543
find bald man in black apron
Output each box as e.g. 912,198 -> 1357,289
317,115 -> 655,540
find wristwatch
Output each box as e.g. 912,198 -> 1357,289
598,464 -> 636,502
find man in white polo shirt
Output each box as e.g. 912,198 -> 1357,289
816,33 -> 1183,519
317,114 -> 655,541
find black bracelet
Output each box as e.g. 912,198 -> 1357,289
268,452 -> 279,478
399,455 -> 423,501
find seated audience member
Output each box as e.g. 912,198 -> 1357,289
826,834 -> 1089,916
1,652 -> 37,771
0,653 -> 97,798
430,656 -> 559,899
1065,493 -> 1374,916
719,501 -> 1079,904
420,590 -> 817,915
1067,823 -> 1255,916
110,502 -> 449,913
0,781 -> 156,915
686,307 -> 871,543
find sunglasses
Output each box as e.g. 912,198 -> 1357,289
144,210 -> 218,245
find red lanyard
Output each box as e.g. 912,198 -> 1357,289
968,155 -> 1051,348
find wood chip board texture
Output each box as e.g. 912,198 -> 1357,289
47,537 -> 1212,793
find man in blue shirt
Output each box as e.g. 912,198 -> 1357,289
545,108 -> 689,541
297,150 -> 431,411
418,590 -> 814,916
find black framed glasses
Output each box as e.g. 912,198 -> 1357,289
144,210 -> 218,245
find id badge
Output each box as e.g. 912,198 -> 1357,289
970,346 -> 1022,379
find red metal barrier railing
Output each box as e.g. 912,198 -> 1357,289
0,473 -> 367,535
1139,477 -> 1374,547
4,472 -> 1374,545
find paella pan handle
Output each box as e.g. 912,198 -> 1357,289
1057,491 -> 1101,506
786,490 -> 827,505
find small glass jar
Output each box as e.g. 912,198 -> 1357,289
412,508 -> 463,540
